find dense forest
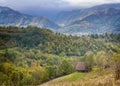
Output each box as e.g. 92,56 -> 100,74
0,26 -> 120,86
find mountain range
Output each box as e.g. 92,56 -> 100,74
0,6 -> 59,31
0,3 -> 120,35
55,3 -> 120,35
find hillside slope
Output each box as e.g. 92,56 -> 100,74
0,26 -> 120,86
40,69 -> 120,86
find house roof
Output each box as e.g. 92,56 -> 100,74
76,62 -> 87,71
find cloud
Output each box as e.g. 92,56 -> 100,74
0,0 -> 120,10
0,0 -> 67,10
64,0 -> 120,7
0,0 -> 120,18
0,0 -> 6,4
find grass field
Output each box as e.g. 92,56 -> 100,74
51,72 -> 85,83
41,68 -> 120,86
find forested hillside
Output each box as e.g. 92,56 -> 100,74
0,26 -> 120,86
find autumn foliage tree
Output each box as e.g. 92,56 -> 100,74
112,53 -> 120,80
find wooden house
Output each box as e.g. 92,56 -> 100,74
76,62 -> 88,72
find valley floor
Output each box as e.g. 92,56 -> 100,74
39,68 -> 120,86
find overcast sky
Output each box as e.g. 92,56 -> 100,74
0,0 -> 120,18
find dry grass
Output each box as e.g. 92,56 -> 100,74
41,68 -> 120,86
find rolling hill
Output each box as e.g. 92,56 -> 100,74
40,69 -> 120,86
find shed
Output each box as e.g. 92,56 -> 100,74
76,62 -> 88,72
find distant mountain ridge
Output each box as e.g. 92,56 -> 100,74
55,3 -> 120,24
0,6 -> 59,31
55,3 -> 120,35
0,3 -> 120,35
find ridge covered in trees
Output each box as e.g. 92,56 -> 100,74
0,26 -> 120,86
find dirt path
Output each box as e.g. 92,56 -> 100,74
38,76 -> 66,86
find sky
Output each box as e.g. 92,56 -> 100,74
0,0 -> 120,18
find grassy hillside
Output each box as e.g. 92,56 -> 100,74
45,68 -> 120,86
